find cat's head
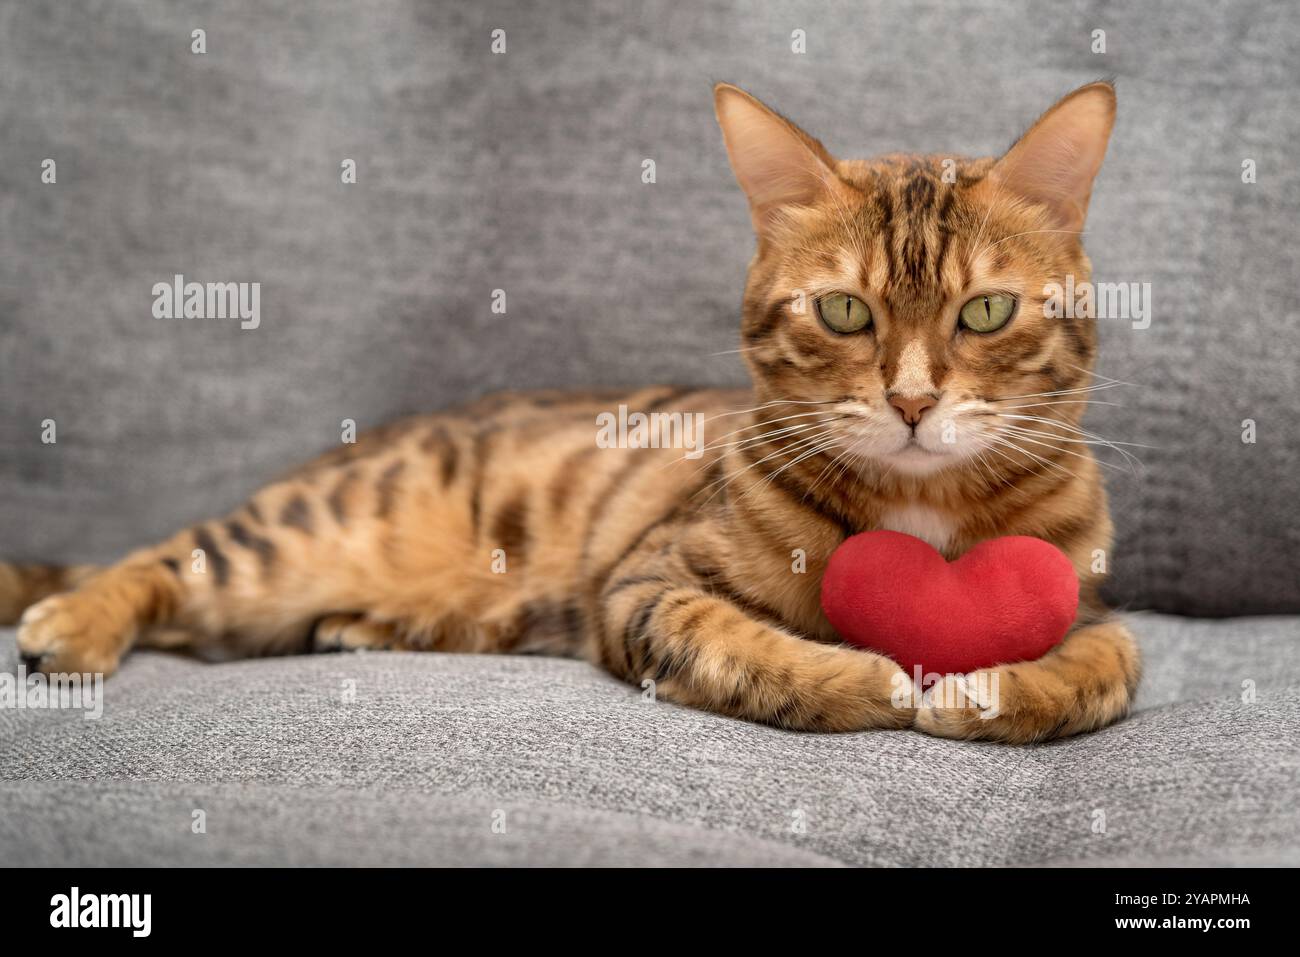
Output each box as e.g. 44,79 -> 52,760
715,83 -> 1115,481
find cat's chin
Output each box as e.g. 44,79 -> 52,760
875,442 -> 959,477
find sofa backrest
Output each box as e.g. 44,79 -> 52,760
2,1 -> 1297,615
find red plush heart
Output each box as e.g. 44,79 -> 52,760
821,530 -> 1078,679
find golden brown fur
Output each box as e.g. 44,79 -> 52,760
4,83 -> 1139,742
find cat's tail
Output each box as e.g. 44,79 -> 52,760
0,562 -> 100,624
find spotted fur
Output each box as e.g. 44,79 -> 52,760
4,83 -> 1138,742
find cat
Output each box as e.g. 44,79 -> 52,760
2,82 -> 1139,743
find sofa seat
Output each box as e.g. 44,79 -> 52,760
2,612 -> 1296,866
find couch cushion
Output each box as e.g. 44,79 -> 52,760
2,613 -> 1296,866
1,1 -> 1298,615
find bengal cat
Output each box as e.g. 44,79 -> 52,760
3,82 -> 1139,743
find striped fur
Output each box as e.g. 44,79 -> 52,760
4,84 -> 1138,742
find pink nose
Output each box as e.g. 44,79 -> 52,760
888,394 -> 937,426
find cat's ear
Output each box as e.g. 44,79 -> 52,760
989,82 -> 1116,233
714,83 -> 845,236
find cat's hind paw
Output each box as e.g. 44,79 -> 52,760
16,593 -> 126,676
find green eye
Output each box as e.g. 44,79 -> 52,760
959,294 -> 1016,333
816,293 -> 872,334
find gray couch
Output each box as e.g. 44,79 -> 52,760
2,0 -> 1297,866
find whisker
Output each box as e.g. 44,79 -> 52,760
690,417 -> 848,459
746,438 -> 845,502
823,442 -> 863,494
705,409 -> 847,442
699,435 -> 838,506
996,418 -> 1154,449
707,398 -> 838,423
982,442 -> 1034,479
993,413 -> 1151,470
995,399 -> 1122,410
995,409 -> 1123,437
973,448 -> 1007,489
1061,362 -> 1142,389
981,227 -> 1085,252
695,427 -> 841,505
991,428 -> 1134,474
806,445 -> 856,499
985,435 -> 1078,480
991,381 -> 1127,402
970,173 -> 1012,264
658,419 -> 844,472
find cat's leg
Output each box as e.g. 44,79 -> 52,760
0,562 -> 100,624
912,617 -> 1140,743
592,522 -> 915,732
14,469 -> 397,675
309,613 -> 401,653
15,544 -> 191,675
12,415 -> 503,675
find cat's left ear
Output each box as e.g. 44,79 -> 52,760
990,82 -> 1116,233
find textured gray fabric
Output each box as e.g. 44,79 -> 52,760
0,1 -> 1297,615
2,613 -> 1297,867
0,783 -> 843,867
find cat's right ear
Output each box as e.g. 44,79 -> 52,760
714,84 -> 846,237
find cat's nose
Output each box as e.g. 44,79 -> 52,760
887,393 -> 938,427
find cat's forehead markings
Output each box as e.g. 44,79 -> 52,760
865,234 -> 891,292
818,241 -> 890,298
787,249 -> 863,298
965,246 -> 1013,293
833,247 -> 872,292
938,241 -> 968,293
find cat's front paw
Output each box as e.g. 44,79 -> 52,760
914,661 -> 1130,744
912,671 -> 1008,740
16,593 -> 125,676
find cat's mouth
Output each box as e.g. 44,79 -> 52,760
895,437 -> 947,459
879,439 -> 959,477
834,405 -> 961,475
841,429 -> 958,479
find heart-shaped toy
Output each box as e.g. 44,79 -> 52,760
820,530 -> 1078,679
